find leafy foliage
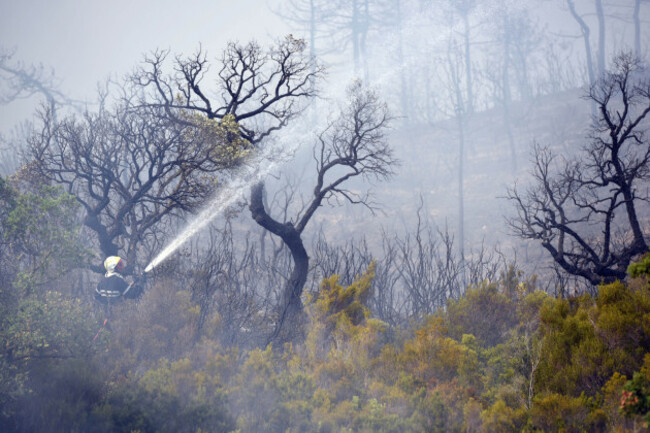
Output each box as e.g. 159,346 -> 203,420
3,194 -> 650,432
1,177 -> 88,293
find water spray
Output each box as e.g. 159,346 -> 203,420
143,121 -> 317,274
143,0 -> 519,274
143,176 -> 249,273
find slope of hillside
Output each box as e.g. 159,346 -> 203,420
309,87 -> 593,282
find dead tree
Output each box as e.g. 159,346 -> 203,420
594,0 -> 606,76
249,81 -> 396,341
28,37 -> 320,274
507,53 -> 650,287
449,0 -> 477,114
566,0 -> 597,88
634,0 -> 645,58
132,35 -> 323,145
184,221 -> 291,348
311,229 -> 405,328
312,231 -> 373,286
442,37 -> 469,281
0,49 -> 71,112
28,99 -> 239,274
0,49 -> 78,175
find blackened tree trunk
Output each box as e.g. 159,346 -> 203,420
567,0 -> 596,88
248,82 -> 395,343
249,181 -> 308,340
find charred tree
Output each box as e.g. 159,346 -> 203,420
567,0 -> 596,88
249,81 -> 395,342
249,183 -> 309,341
442,37 -> 469,285
507,53 -> 650,287
0,48 -> 72,113
595,0 -> 606,76
28,37 -> 321,274
449,0 -> 477,115
133,36 -> 323,145
28,100 -> 241,274
634,0 -> 646,59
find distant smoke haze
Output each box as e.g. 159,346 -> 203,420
0,0 -> 289,131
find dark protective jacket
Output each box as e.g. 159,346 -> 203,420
95,274 -> 130,303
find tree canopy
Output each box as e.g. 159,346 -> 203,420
27,36 -> 322,274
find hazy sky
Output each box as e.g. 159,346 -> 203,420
0,0 -> 289,129
1,0 -> 645,135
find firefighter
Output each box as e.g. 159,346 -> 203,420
93,256 -> 144,340
95,256 -> 133,308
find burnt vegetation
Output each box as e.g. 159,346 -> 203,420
249,81 -> 397,341
2,0 -> 650,431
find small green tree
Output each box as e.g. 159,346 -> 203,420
0,175 -> 98,431
2,178 -> 88,294
620,356 -> 650,427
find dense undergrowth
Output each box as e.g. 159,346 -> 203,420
3,248 -> 650,432
2,172 -> 650,432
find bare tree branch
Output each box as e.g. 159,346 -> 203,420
507,52 -> 650,287
249,81 -> 395,342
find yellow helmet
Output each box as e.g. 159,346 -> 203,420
104,256 -> 125,273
